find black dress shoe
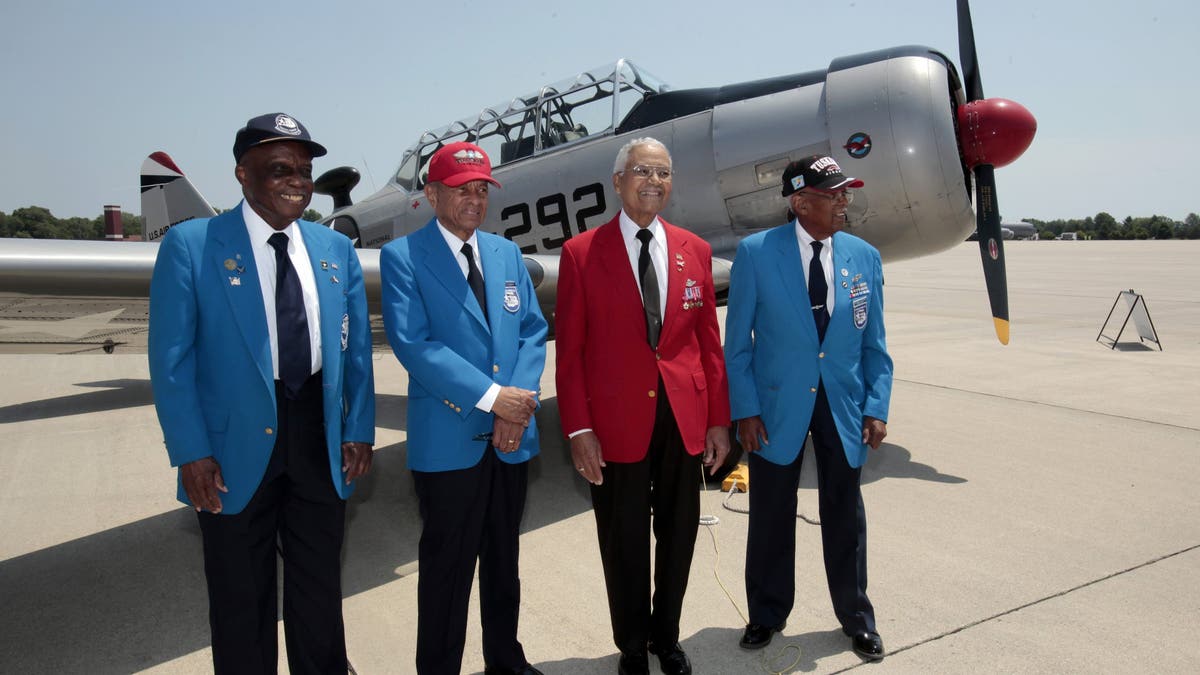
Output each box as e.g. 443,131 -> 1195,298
617,650 -> 649,675
648,642 -> 692,675
739,622 -> 785,650
851,631 -> 885,661
484,665 -> 544,675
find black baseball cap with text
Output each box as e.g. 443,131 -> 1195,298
781,154 -> 864,196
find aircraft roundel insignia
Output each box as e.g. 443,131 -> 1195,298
844,132 -> 872,158
988,239 -> 999,260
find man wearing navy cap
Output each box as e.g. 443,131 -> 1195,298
724,154 -> 893,661
149,112 -> 375,673
380,142 -> 547,675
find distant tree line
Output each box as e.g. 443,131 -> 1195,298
1024,212 -> 1200,240
3,204 -> 1199,242
0,206 -> 144,239
0,207 -> 326,239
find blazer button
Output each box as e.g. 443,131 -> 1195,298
648,390 -> 656,398
809,387 -> 817,393
265,427 -> 274,435
818,352 -> 825,358
493,364 -> 500,373
455,406 -> 462,412
655,353 -> 661,361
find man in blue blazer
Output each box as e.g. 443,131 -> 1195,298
149,113 -> 375,674
724,155 -> 893,661
380,142 -> 547,675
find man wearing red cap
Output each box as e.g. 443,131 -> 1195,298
380,142 -> 547,675
725,154 -> 893,661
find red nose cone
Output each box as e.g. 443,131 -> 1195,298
957,98 -> 1037,169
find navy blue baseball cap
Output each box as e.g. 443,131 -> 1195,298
233,113 -> 327,162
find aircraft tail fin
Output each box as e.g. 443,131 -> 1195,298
141,151 -> 217,241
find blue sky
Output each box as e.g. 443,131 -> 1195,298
1,0 -> 1197,222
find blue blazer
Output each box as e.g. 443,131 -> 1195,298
148,205 -> 376,514
380,220 -> 548,472
724,224 -> 893,468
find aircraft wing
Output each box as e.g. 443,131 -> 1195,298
0,237 -> 732,354
0,239 -> 156,354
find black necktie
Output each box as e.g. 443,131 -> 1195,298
267,232 -> 311,399
809,241 -> 829,341
636,228 -> 662,349
462,242 -> 488,321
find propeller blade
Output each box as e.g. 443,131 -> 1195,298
957,0 -> 984,101
973,164 -> 1009,344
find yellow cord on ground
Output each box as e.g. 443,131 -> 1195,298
700,470 -> 804,674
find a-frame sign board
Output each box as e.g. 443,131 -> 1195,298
1096,289 -> 1162,350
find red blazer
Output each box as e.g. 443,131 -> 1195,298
555,214 -> 731,462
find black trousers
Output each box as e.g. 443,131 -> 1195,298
196,373 -> 348,675
591,382 -> 701,654
412,447 -> 529,675
745,382 -> 875,635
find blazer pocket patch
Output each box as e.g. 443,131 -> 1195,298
852,296 -> 869,329
503,280 -> 520,313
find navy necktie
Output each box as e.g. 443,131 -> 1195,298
461,242 -> 488,321
268,232 -> 311,399
809,241 -> 829,341
636,228 -> 662,349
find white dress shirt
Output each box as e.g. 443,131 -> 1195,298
795,222 -> 835,316
618,210 -> 668,318
243,201 -> 322,380
436,221 -> 501,413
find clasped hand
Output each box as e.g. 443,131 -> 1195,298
492,386 -> 537,452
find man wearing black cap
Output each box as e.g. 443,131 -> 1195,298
380,142 -> 547,675
724,154 -> 893,661
149,112 -> 376,673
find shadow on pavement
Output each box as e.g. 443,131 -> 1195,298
0,378 -> 153,423
0,395 -> 595,673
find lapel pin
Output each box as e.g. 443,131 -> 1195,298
842,281 -> 848,288
320,260 -> 329,270
331,275 -> 340,284
224,259 -> 237,271
229,276 -> 241,286
841,268 -> 849,277
331,262 -> 339,270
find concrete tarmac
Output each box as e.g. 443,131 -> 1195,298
1,240 -> 1197,674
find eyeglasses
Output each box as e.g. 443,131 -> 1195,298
800,189 -> 854,204
624,165 -> 673,181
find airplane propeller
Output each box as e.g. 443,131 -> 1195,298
955,0 -> 1037,344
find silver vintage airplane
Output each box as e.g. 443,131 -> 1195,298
0,0 -> 1033,354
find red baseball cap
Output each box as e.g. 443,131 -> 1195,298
427,141 -> 501,188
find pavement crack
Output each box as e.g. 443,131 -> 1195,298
896,379 -> 1200,432
833,543 -> 1200,671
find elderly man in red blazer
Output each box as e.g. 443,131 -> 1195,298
555,137 -> 731,675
